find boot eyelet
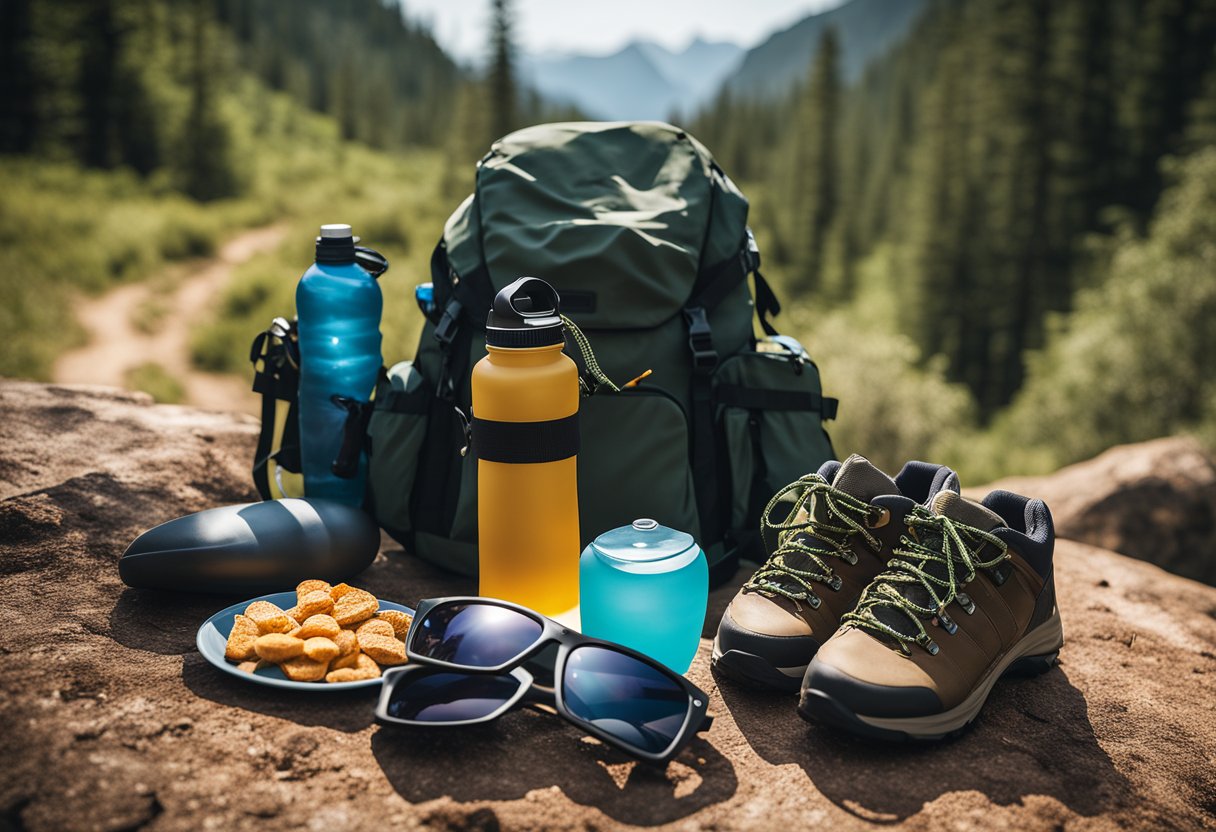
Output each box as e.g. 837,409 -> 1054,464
988,564 -> 1011,586
828,575 -> 843,591
957,593 -> 976,615
866,507 -> 891,529
806,593 -> 822,609
844,551 -> 859,565
937,611 -> 958,635
925,639 -> 940,656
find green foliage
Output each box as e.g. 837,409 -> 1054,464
0,78 -> 432,381
215,0 -> 462,149
177,0 -> 241,201
787,304 -> 978,478
488,0 -> 518,141
125,362 -> 185,404
981,148 -> 1216,476
791,27 -> 841,294
0,160 -> 227,378
695,0 -> 1216,414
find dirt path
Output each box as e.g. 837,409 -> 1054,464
53,223 -> 289,415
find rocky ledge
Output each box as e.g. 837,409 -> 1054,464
1,379 -> 1214,831
972,435 -> 1216,586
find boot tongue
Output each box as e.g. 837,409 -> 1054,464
830,454 -> 900,501
931,491 -> 1005,532
870,494 -> 1007,642
751,456 -> 895,598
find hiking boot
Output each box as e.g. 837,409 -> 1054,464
798,490 -> 1062,741
711,455 -> 961,692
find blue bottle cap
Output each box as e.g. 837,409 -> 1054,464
590,518 -> 696,564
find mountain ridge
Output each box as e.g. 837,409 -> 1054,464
521,37 -> 744,122
725,0 -> 928,97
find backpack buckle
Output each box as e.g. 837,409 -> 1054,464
744,228 -> 761,272
683,306 -> 719,373
433,298 -> 463,346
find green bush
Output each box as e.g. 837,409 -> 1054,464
124,362 -> 185,404
985,148 -> 1216,473
785,304 -> 979,477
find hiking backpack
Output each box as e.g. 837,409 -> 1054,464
363,122 -> 838,585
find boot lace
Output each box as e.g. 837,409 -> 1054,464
842,509 -> 1008,655
744,474 -> 884,606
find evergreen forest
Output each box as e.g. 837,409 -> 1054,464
0,0 -> 1213,483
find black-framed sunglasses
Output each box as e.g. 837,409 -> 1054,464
374,597 -> 713,764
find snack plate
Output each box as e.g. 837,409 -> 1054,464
196,591 -> 415,691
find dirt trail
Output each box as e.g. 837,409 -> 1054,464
53,223 -> 289,415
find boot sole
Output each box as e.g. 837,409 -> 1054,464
711,637 -> 806,694
798,611 -> 1064,741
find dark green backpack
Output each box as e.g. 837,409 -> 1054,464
366,122 -> 838,585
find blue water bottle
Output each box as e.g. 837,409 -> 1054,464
296,224 -> 384,506
579,519 -> 708,673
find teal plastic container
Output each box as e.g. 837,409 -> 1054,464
579,519 -> 708,673
296,224 -> 383,506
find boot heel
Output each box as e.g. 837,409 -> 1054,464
1004,651 -> 1058,677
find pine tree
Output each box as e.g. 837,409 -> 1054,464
176,0 -> 239,200
791,27 -> 840,293
0,0 -> 39,153
487,0 -> 517,142
1183,46 -> 1216,152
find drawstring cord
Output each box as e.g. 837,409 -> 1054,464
561,314 -> 620,395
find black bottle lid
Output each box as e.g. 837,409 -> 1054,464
315,223 -> 357,264
486,277 -> 565,348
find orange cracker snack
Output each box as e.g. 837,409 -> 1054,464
329,582 -> 355,601
359,633 -> 406,666
326,654 -> 381,683
296,579 -> 332,601
297,614 -> 340,640
333,588 -> 378,626
376,610 -> 413,639
330,650 -> 361,670
356,618 -> 395,639
253,633 -> 305,663
244,601 -> 294,635
281,655 -> 329,682
333,629 -> 358,657
303,637 -> 341,663
297,590 -> 335,618
225,614 -> 260,662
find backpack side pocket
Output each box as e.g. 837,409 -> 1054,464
367,360 -> 431,543
714,341 -> 838,557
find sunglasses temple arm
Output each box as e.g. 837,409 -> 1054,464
698,713 -> 714,733
521,683 -> 556,706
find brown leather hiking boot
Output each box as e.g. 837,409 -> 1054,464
711,455 -> 960,692
799,489 -> 1062,740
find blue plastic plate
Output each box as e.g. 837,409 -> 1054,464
196,591 -> 414,691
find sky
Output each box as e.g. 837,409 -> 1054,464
402,0 -> 845,62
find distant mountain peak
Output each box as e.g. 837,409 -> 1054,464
723,0 -> 927,98
522,37 -> 744,122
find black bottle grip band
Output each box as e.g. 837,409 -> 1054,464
470,413 -> 580,464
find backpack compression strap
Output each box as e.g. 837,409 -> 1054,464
684,230 -> 779,575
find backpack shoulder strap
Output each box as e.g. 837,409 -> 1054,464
250,318 -> 301,501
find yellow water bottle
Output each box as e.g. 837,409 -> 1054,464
471,277 -> 580,617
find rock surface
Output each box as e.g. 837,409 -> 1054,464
2,379 -> 1215,831
973,436 -> 1216,585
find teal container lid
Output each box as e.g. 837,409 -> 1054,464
589,518 -> 697,564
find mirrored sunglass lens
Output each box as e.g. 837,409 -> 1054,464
561,645 -> 691,755
411,602 -> 544,667
386,671 -> 520,722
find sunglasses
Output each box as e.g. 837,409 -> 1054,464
374,597 -> 713,764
